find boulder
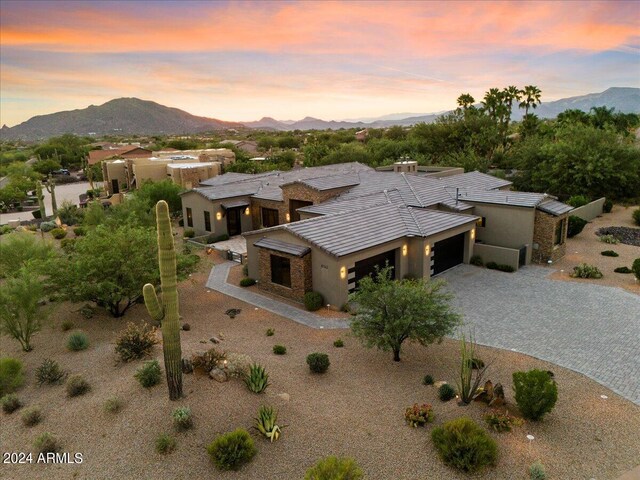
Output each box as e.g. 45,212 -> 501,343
210,336 -> 222,344
181,323 -> 191,331
488,383 -> 505,407
209,368 -> 228,382
277,393 -> 290,402
473,380 -> 494,403
181,358 -> 194,374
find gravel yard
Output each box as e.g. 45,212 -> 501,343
1,254 -> 639,480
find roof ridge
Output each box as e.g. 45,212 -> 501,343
405,206 -> 426,236
401,173 -> 425,207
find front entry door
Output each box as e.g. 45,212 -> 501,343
226,208 -> 241,236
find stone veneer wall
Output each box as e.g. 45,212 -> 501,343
257,249 -> 312,302
532,210 -> 568,263
251,198 -> 287,229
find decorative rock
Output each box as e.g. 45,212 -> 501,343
277,393 -> 290,402
209,368 -> 228,382
210,336 -> 222,344
473,380 -> 494,403
181,359 -> 194,374
181,323 -> 191,331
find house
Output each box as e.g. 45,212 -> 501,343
154,149 -> 236,167
87,146 -> 152,165
219,140 -> 260,156
180,161 -> 571,308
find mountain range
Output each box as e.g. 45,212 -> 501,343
1,87 -> 638,140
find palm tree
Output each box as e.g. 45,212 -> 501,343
589,106 -> 615,129
456,93 -> 475,110
501,86 -> 522,134
519,85 -> 542,116
482,88 -> 502,119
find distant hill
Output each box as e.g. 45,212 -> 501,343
0,98 -> 243,141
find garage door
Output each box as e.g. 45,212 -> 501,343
348,249 -> 396,293
433,233 -> 465,275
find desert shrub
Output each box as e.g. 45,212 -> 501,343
567,195 -> 589,208
115,322 -> 158,362
61,320 -> 74,331
155,433 -> 176,454
484,409 -> 522,432
304,456 -> 363,480
431,417 -> 498,473
66,331 -> 89,351
1,393 -> 22,413
496,264 -> 515,272
244,363 -> 270,393
633,208 -> 640,226
225,352 -> 252,378
239,277 -> 256,287
466,358 -> 485,369
266,328 -> 275,336
254,405 -> 283,442
50,228 -> 67,239
304,291 -> 324,311
60,238 -> 76,253
73,226 -> 87,236
333,338 -> 344,348
272,345 -> 287,355
633,258 -> 640,280
172,406 -> 193,431
66,374 -> 90,397
599,234 -> 619,244
0,357 -> 25,397
567,215 -> 588,238
34,432 -> 61,454
36,359 -> 67,385
135,360 -> 162,388
529,461 -> 547,480
438,383 -> 456,401
206,429 -> 257,471
601,250 -> 619,257
603,199 -> 613,213
104,396 -> 122,414
79,304 -> 94,319
183,228 -> 195,238
181,323 -> 190,331
423,374 -> 434,386
513,369 -> 558,420
571,263 -> 603,279
470,255 -> 483,266
306,353 -> 330,374
192,347 -> 226,373
405,403 -> 435,427
40,221 -> 57,232
22,406 -> 43,426
614,266 -> 632,273
485,261 -> 498,270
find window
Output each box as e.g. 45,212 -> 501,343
262,208 -> 279,228
204,211 -> 211,232
554,218 -> 565,245
270,255 -> 291,288
289,199 -> 313,222
476,216 -> 486,227
186,208 -> 193,228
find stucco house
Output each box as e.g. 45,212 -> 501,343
180,161 -> 571,308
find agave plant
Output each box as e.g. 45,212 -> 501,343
244,363 -> 270,394
254,406 -> 283,442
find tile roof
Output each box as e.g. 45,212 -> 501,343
282,173 -> 361,191
537,200 -> 573,216
253,238 -> 311,257
437,171 -> 512,190
455,190 -> 547,208
185,181 -> 264,200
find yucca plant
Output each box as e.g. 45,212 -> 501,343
254,405 -> 284,442
244,363 -> 270,393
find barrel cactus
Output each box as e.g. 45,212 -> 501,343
143,200 -> 183,400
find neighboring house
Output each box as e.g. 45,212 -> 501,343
180,161 -> 571,308
87,147 -> 153,165
154,149 -> 236,167
220,140 -> 260,156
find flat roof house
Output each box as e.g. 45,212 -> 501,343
180,161 -> 572,309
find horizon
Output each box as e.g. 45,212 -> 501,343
1,0 -> 639,127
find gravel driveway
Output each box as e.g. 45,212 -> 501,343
440,264 -> 640,405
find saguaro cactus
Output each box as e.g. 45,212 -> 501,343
143,200 -> 183,400
45,176 -> 57,215
36,181 -> 46,218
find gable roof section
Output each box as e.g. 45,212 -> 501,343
297,189 -> 405,216
455,190 -> 546,208
282,173 -> 361,191
437,171 -> 512,190
184,181 -> 264,200
254,238 -> 311,257
537,199 -> 573,216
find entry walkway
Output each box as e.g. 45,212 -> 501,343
206,261 -> 350,329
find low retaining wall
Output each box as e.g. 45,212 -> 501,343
473,243 -> 521,271
570,198 -> 605,221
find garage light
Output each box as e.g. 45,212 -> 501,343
340,266 -> 346,279
285,213 -> 291,222
470,228 -> 476,240
402,244 -> 408,256
216,212 -> 222,221
424,244 -> 430,256
244,207 -> 250,215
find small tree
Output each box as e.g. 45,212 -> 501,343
350,266 -> 460,361
0,269 -> 48,351
0,233 -> 54,278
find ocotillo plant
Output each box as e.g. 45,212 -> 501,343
143,200 -> 183,400
35,181 -> 46,218
45,176 -> 57,215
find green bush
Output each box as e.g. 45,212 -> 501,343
40,221 -> 57,232
306,353 -> 330,374
206,429 -> 257,471
567,195 -> 590,208
599,234 -> 619,244
485,261 -> 498,270
60,237 -> 76,253
633,258 -> 640,280
422,374 -> 434,386
1,393 -> 22,413
104,396 -> 122,414
135,360 -> 162,388
155,433 -> 176,454
431,417 -> 498,473
265,328 -> 275,336
22,406 -> 43,426
438,383 -> 456,401
50,228 -> 67,239
61,320 -> 74,331
571,263 -> 603,279
254,405 -> 283,442
244,363 -> 270,393
603,199 -> 613,213
172,406 -> 193,431
567,215 -> 588,238
304,456 -> 363,480
73,226 -> 87,236
496,264 -> 515,272
239,277 -> 256,287
207,233 -> 230,244
34,432 -> 61,454
633,208 -> 640,226
67,331 -> 89,351
601,250 -> 619,257
405,403 -> 435,427
484,409 -> 522,432
513,369 -> 558,420
66,374 -> 90,397
304,291 -> 324,311
333,338 -> 344,348
529,461 -> 547,480
183,228 -> 195,238
115,322 -> 158,362
272,345 -> 287,355
0,357 -> 24,396
470,255 -> 483,266
614,266 -> 633,274
36,358 -> 67,385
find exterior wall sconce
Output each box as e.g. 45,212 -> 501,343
244,207 -> 250,215
424,244 -> 430,256
470,228 -> 476,240
340,266 -> 346,279
285,213 -> 291,222
402,244 -> 408,256
216,212 -> 222,221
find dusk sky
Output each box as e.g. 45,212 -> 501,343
1,0 -> 639,127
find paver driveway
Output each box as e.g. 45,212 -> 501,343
440,264 -> 640,405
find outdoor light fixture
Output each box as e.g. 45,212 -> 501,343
340,266 -> 347,279
526,434 -> 535,452
244,207 -> 250,215
285,213 -> 291,222
471,228 -> 476,240
216,212 -> 222,221
425,244 -> 430,256
402,244 -> 408,256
